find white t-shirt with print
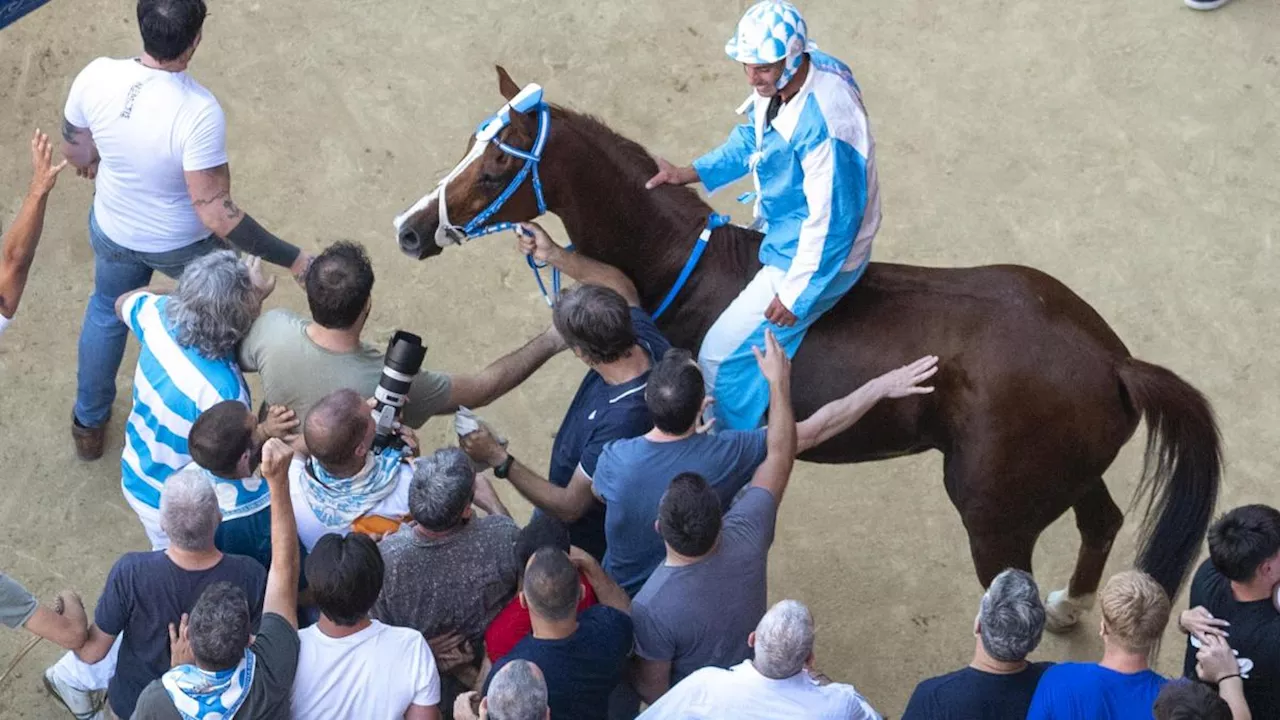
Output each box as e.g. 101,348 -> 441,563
291,620 -> 441,720
287,456 -> 413,552
63,57 -> 228,252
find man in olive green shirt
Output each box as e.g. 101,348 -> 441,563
239,242 -> 562,428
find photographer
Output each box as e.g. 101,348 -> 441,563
239,241 -> 564,429
287,389 -> 422,551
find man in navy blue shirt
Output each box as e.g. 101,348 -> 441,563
482,547 -> 632,720
460,222 -> 668,560
903,569 -> 1053,720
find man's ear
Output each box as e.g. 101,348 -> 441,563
519,591 -> 528,609
496,65 -> 520,100
747,631 -> 756,649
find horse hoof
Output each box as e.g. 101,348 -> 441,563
1044,589 -> 1094,633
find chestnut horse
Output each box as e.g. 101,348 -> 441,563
395,67 -> 1220,628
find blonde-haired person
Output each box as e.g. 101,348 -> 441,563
1026,570 -> 1170,719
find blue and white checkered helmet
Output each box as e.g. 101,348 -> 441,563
724,1 -> 814,90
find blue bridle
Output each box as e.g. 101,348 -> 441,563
420,85 -> 730,319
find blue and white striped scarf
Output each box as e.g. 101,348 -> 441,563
161,649 -> 256,720
302,446 -> 411,527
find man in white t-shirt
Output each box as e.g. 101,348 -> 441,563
61,0 -> 312,461
291,532 -> 442,720
288,389 -> 418,551
639,600 -> 882,720
1,130 -> 66,343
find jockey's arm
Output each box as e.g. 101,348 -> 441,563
690,121 -> 757,193
774,137 -> 867,316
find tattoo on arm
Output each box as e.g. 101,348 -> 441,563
192,189 -> 230,207
221,197 -> 243,221
61,118 -> 80,145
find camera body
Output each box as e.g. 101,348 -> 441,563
371,330 -> 427,453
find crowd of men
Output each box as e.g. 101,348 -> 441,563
1,0 -> 1276,719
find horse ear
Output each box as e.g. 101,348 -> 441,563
496,65 -> 520,101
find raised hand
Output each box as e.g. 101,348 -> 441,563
260,438 -> 295,485
751,329 -> 791,386
874,355 -> 940,399
168,614 -> 194,668
29,130 -> 68,196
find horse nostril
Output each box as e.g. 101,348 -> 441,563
398,227 -> 422,255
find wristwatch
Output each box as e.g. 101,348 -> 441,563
494,454 -> 515,479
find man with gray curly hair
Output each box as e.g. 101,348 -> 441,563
44,470 -> 268,719
639,599 -> 881,719
110,250 -> 288,550
374,447 -> 521,711
903,568 -> 1052,719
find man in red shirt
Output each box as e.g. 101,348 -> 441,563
485,514 -> 596,662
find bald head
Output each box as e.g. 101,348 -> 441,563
304,389 -> 371,470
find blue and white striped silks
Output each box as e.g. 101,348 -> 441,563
694,49 -> 880,429
161,649 -> 256,720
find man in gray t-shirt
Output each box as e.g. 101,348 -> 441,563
631,330 -> 796,704
238,241 -> 562,429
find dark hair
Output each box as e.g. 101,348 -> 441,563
1208,504 -> 1280,582
190,401 -> 253,477
658,473 -> 722,557
552,285 -> 635,365
515,513 -> 571,574
187,582 -> 250,670
523,548 -> 581,622
1153,679 -> 1231,720
137,0 -> 207,62
306,242 -> 375,329
305,533 -> 384,626
646,348 -> 705,434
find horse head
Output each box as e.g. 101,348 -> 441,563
395,67 -> 550,260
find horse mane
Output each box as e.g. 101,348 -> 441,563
549,104 -> 712,221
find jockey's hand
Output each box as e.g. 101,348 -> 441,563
764,296 -> 798,327
645,157 -> 697,190
516,222 -> 561,264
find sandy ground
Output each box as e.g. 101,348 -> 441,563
1,0 -> 1278,716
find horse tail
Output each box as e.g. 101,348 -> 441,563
1116,358 -> 1222,601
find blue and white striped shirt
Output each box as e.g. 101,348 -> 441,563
121,293 -> 250,510
694,49 -> 881,317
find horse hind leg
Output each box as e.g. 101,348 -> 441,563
1045,477 -> 1125,632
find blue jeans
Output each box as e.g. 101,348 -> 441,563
74,209 -> 225,427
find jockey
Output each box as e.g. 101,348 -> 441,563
646,1 -> 880,430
